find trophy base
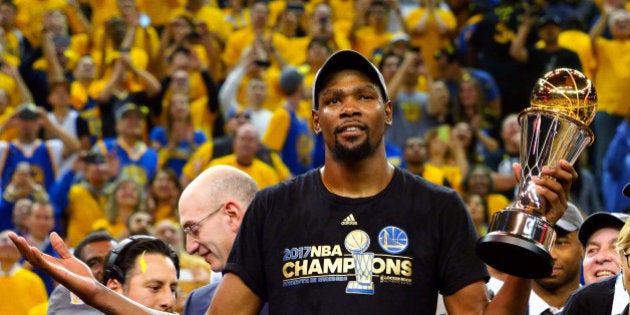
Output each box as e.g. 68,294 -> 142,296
476,210 -> 556,279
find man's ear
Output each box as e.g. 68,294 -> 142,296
312,109 -> 321,134
106,278 -> 124,294
384,101 -> 393,125
224,201 -> 245,232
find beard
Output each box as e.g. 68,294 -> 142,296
330,131 -> 380,163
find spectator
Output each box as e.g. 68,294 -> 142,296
463,192 -> 489,236
462,163 -> 510,220
528,202 -> 584,313
0,230 -> 47,315
348,0 -> 407,59
11,198 -> 33,236
589,7 -> 630,187
94,103 -> 159,186
47,231 -> 117,314
210,124 -> 281,189
558,191 -> 630,314
149,92 -> 207,178
147,168 -> 182,224
57,152 -> 113,248
181,109 -> 290,185
92,176 -> 146,240
24,201 -> 59,295
509,14 -> 582,93
262,67 -> 312,175
602,116 -> 630,213
579,212 -> 630,285
384,49 -> 434,149
434,45 -> 502,119
405,0 -> 457,78
219,51 -> 273,139
0,103 -> 81,191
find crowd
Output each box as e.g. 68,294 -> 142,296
0,0 -> 629,313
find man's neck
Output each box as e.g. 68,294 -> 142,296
532,281 -> 580,309
320,149 -> 394,198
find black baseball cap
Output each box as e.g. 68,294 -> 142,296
578,212 -> 630,246
312,50 -> 389,110
537,15 -> 562,28
624,183 -> 630,198
17,103 -> 40,120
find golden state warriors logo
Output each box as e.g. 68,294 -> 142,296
378,226 -> 409,254
344,230 -> 374,295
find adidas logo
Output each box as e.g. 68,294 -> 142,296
341,214 -> 358,226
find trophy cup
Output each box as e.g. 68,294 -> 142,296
476,68 -> 597,279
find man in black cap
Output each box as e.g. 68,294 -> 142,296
0,103 -> 81,191
562,186 -> 630,314
510,13 -> 582,92
8,50 -> 578,314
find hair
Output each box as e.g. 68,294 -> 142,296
462,192 -> 489,225
104,177 -> 146,224
102,236 -> 179,285
618,218 -> 630,259
165,92 -> 192,134
74,231 -> 116,261
377,51 -> 402,72
462,163 -> 495,195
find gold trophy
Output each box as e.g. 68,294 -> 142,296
476,68 -> 596,279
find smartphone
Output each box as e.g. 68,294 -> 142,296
437,125 -> 451,143
255,59 -> 271,68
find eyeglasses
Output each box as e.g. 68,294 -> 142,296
183,203 -> 224,237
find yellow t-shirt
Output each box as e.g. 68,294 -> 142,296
65,184 -> 107,248
593,37 -> 630,116
208,154 -> 280,189
351,27 -> 393,59
137,0 -> 185,27
0,267 -> 48,315
405,7 -> 457,78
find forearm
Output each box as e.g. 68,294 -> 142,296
85,281 -> 167,315
483,276 -> 530,314
49,124 -> 81,156
509,23 -> 530,62
134,68 -> 162,96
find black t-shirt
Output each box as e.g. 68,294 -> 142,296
225,168 -> 489,314
524,47 -> 583,96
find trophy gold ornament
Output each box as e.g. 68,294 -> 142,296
476,68 -> 596,279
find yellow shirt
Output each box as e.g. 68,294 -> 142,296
88,0 -> 119,29
14,0 -> 86,46
559,30 -> 596,80
65,184 -> 107,248
352,27 -> 393,59
222,27 -> 291,70
405,7 -> 457,78
486,193 -> 510,219
0,107 -> 17,141
170,5 -> 232,44
208,154 -> 280,189
0,267 -> 48,315
137,0 -> 185,27
593,37 -> 630,116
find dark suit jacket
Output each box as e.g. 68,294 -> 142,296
183,281 -> 269,315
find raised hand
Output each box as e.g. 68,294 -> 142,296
8,232 -> 99,298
